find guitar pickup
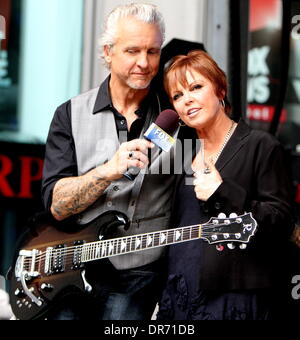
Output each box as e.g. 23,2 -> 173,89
72,240 -> 85,270
44,245 -> 66,274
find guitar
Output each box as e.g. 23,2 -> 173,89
8,210 -> 257,320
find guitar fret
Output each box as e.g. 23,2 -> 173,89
82,244 -> 86,262
123,238 -> 127,253
177,229 -> 183,242
135,236 -> 141,250
113,240 -> 117,255
108,241 -> 114,256
87,244 -> 91,261
89,244 -> 93,260
126,237 -> 131,253
80,226 -> 200,263
88,244 -> 92,261
171,230 -> 175,243
115,239 -> 119,255
192,227 -> 199,239
160,231 -> 167,245
171,230 -> 176,243
147,234 -> 153,247
95,244 -> 101,259
154,233 -> 158,246
166,230 -> 171,244
102,241 -> 107,257
129,236 -> 133,252
142,234 -> 147,249
85,244 -> 89,261
91,244 -> 95,260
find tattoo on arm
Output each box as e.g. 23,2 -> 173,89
51,170 -> 111,220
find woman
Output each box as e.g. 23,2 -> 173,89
158,50 -> 295,320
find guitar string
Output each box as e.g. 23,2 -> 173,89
22,230 -> 244,271
22,225 -> 202,265
22,222 -> 247,267
23,234 -> 245,268
22,221 -> 236,262
22,221 -> 246,265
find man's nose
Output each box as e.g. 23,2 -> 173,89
136,52 -> 149,69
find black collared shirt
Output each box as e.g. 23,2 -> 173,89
42,76 -> 160,210
94,77 -> 149,140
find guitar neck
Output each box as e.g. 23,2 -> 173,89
80,224 -> 203,263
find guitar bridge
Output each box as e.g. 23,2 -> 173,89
15,249 -> 41,280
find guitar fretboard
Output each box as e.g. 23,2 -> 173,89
80,225 -> 202,262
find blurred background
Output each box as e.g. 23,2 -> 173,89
0,0 -> 300,314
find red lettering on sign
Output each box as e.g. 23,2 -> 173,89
0,155 -> 15,197
247,104 -> 287,123
18,157 -> 44,199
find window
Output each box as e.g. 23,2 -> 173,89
0,0 -> 83,143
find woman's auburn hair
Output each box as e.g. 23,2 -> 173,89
164,50 -> 231,115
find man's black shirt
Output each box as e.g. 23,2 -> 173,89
42,77 -> 160,211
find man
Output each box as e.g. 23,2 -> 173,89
42,3 -> 176,320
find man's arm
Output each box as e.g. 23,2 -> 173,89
51,139 -> 153,221
50,165 -> 112,221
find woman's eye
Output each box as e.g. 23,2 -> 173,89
192,84 -> 202,90
172,94 -> 181,101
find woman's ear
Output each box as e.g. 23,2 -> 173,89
219,89 -> 226,101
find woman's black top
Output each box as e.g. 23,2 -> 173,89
158,119 -> 295,319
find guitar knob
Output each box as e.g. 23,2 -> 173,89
217,213 -> 226,219
239,244 -> 247,250
227,243 -> 236,250
41,283 -> 54,292
229,213 -> 238,218
14,288 -> 25,297
216,244 -> 224,252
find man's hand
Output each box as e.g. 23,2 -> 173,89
51,139 -> 154,221
100,139 -> 155,181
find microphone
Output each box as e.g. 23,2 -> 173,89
124,109 -> 179,180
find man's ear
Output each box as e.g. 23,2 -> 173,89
104,45 -> 112,64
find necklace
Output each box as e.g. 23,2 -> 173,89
202,120 -> 236,174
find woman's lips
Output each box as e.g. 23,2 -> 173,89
187,108 -> 201,118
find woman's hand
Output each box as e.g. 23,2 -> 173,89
193,158 -> 223,201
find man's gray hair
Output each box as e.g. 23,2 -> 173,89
99,3 -> 165,68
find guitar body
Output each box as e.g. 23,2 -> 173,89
8,210 -> 257,320
8,211 -> 129,320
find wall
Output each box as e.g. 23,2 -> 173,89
81,0 -> 210,92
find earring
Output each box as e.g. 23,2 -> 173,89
220,99 -> 225,108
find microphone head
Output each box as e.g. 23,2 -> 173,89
154,109 -> 179,135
